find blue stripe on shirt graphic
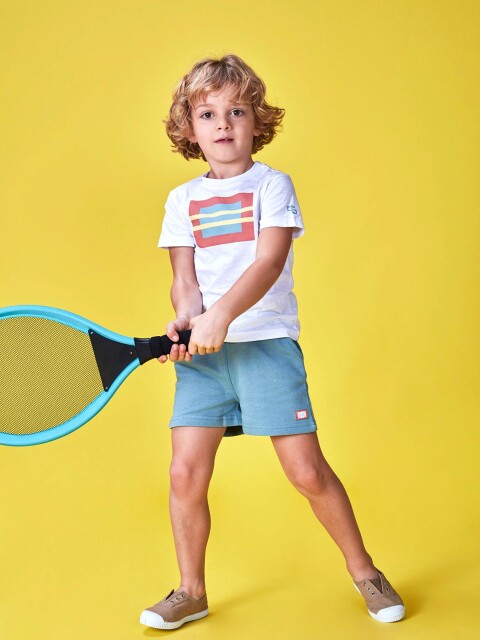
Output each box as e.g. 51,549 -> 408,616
199,201 -> 243,238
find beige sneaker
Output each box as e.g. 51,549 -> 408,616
353,570 -> 405,622
140,588 -> 208,630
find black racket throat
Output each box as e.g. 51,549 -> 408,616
89,329 -> 191,391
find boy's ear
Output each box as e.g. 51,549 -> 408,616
185,125 -> 197,144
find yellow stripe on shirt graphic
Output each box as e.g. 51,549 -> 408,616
190,206 -> 253,221
195,217 -> 255,232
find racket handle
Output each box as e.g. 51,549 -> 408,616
134,330 -> 192,364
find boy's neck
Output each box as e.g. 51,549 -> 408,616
205,158 -> 255,180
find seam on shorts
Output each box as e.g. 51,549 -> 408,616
292,339 -> 303,355
242,423 -> 317,436
170,414 -> 242,428
223,344 -> 240,402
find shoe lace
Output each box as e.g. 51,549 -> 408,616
168,592 -> 186,605
363,580 -> 391,595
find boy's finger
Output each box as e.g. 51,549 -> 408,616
176,343 -> 187,361
169,343 -> 179,361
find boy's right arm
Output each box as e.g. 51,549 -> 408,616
158,246 -> 203,364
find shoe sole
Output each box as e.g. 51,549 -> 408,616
353,584 -> 405,623
139,608 -> 208,630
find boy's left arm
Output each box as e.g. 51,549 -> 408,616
188,226 -> 293,355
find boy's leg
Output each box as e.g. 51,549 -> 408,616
169,426 -> 226,598
270,432 -> 378,582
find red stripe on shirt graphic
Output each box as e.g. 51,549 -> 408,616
189,193 -> 254,248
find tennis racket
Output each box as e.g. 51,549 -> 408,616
0,305 -> 191,446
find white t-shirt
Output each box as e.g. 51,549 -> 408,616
158,161 -> 304,342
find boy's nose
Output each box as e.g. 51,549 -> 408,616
217,116 -> 231,130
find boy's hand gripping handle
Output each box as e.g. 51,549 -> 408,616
134,330 -> 192,364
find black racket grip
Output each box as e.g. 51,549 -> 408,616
134,330 -> 192,364
151,330 -> 192,358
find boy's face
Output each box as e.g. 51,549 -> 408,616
188,85 -> 260,173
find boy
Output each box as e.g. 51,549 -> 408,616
140,54 -> 405,630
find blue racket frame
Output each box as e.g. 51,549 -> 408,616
0,305 -> 140,446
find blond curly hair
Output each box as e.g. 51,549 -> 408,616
164,54 -> 285,161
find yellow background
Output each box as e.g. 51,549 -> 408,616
1,1 -> 479,638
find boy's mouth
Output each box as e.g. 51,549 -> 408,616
215,137 -> 233,143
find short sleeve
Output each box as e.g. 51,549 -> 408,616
158,190 -> 194,248
259,173 -> 304,239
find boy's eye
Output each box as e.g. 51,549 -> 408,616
199,108 -> 245,119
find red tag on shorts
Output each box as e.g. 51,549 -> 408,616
295,410 -> 309,420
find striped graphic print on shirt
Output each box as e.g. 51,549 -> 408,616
189,193 -> 255,248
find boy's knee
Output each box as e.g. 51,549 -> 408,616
169,460 -> 211,497
289,465 -> 329,497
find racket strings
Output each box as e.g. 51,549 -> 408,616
0,316 -> 103,435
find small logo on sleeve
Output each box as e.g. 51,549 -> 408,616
287,204 -> 298,215
295,409 -> 309,420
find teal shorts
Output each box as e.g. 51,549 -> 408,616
170,337 -> 317,437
